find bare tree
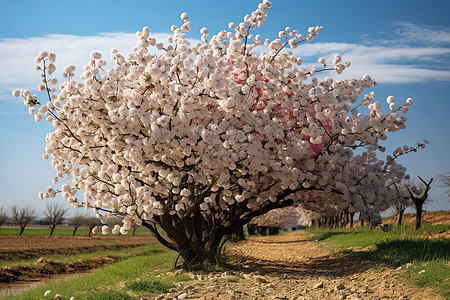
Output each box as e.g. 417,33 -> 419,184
11,206 -> 35,235
394,202 -> 409,226
87,217 -> 101,236
69,210 -> 86,236
0,206 -> 8,228
131,223 -> 140,236
106,216 -> 123,235
406,176 -> 433,230
388,181 -> 412,226
43,203 -> 68,235
437,174 -> 450,197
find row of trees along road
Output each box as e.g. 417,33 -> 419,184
304,173 -> 448,231
251,173 -> 445,232
13,0 -> 434,268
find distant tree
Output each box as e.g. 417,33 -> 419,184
43,203 -> 68,235
297,206 -> 354,230
11,205 -> 35,235
359,212 -> 365,227
437,174 -> 450,197
70,210 -> 86,236
406,176 -> 433,230
394,201 -> 409,226
248,206 -> 299,235
348,212 -> 355,228
387,181 -> 412,226
0,206 -> 8,228
131,223 -> 140,237
106,216 -> 124,235
87,217 -> 102,237
106,216 -> 123,227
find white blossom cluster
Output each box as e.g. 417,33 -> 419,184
43,290 -> 73,300
13,0 -> 425,236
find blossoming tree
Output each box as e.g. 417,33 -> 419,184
14,0 -> 425,266
248,206 -> 299,235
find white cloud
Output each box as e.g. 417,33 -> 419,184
0,28 -> 449,104
0,32 -> 172,100
290,43 -> 450,83
394,22 -> 450,45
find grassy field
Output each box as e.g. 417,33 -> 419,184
0,242 -> 156,268
306,223 -> 450,298
4,243 -> 186,300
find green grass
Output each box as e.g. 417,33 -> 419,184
306,223 -> 450,298
126,278 -> 175,294
4,242 -> 185,300
226,274 -> 244,282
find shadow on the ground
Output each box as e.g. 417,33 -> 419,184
246,238 -> 312,244
356,238 -> 450,267
226,253 -> 372,279
313,230 -> 351,241
226,236 -> 450,280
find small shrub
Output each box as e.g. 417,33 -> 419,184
174,274 -> 192,282
126,278 -> 174,294
226,275 -> 244,282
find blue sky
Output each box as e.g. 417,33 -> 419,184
0,0 -> 449,217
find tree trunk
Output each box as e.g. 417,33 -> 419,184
140,195 -> 296,269
349,212 -> 355,228
396,209 -> 405,226
415,204 -> 423,230
19,226 -> 25,235
72,227 -> 79,236
234,226 -> 245,241
247,224 -> 256,235
407,176 -> 432,231
178,229 -> 224,269
341,212 -> 348,228
258,226 -> 268,235
268,227 -> 276,235
50,226 -> 56,236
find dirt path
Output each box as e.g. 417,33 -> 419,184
161,231 -> 443,300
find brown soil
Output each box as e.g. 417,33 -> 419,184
0,235 -> 155,284
161,231 -> 444,300
0,256 -> 114,284
0,235 -> 155,260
